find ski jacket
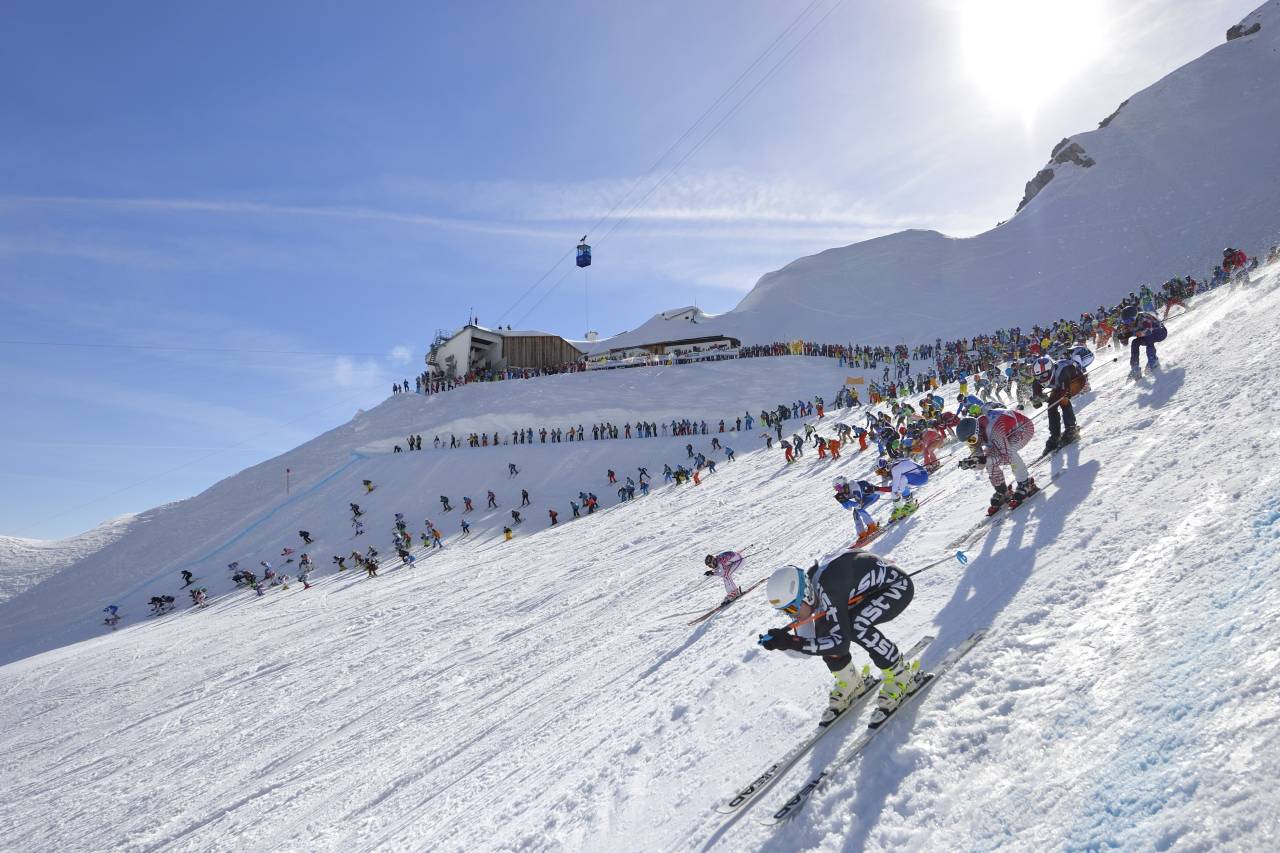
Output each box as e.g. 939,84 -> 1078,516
836,480 -> 880,509
1069,346 -> 1095,371
1034,359 -> 1084,400
1134,312 -> 1167,339
710,551 -> 743,579
978,409 -> 1034,463
793,551 -> 911,659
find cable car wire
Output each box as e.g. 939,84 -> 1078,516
510,0 -> 847,328
495,0 -> 832,326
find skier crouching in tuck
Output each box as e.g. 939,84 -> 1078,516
703,550 -> 744,605
956,406 -> 1036,514
757,552 -> 922,727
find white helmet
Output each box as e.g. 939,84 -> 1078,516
832,475 -> 849,491
765,565 -> 808,612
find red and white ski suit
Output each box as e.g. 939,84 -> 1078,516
980,409 -> 1034,488
710,551 -> 744,596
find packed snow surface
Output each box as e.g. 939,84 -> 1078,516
0,356 -> 860,666
2,267 -> 1280,851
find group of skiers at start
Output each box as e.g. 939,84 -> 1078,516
704,277 -> 1196,727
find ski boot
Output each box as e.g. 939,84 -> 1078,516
895,495 -> 919,521
987,483 -> 1009,516
1008,477 -> 1038,509
820,662 -> 875,727
1128,362 -> 1142,380
854,522 -> 880,545
1059,425 -> 1079,447
1146,357 -> 1161,374
868,657 -> 924,728
1043,434 -> 1060,455
719,588 -> 742,607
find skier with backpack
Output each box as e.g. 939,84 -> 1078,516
1032,356 -> 1084,453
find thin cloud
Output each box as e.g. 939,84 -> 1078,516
0,195 -> 562,241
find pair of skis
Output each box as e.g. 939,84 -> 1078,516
850,492 -> 940,549
684,577 -> 768,625
715,631 -> 985,828
943,439 -> 1079,551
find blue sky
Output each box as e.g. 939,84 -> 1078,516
0,0 -> 1252,538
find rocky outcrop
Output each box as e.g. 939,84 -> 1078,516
1099,99 -> 1129,128
1051,138 -> 1096,168
1016,168 -> 1056,213
1227,21 -> 1261,41
1017,139 -> 1095,213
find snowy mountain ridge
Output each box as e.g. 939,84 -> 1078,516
590,3 -> 1280,351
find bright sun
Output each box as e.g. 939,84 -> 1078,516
960,0 -> 1107,123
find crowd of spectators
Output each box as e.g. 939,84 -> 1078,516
395,243 -> 1274,399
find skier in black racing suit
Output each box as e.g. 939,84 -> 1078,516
758,550 -> 923,726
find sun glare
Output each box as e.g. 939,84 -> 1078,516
960,0 -> 1107,124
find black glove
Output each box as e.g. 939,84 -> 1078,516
704,570 -> 714,576
758,628 -> 801,651
1032,396 -> 1045,408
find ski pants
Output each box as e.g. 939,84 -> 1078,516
853,506 -> 874,535
824,575 -> 914,672
1048,393 -> 1077,437
891,466 -> 928,499
986,422 -> 1033,489
1130,328 -> 1166,365
713,566 -> 740,596
919,429 -> 942,466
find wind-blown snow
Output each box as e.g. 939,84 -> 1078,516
2,266 -> 1279,851
0,515 -> 135,605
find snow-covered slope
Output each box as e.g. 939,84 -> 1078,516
593,3 -> 1280,350
3,266 -> 1279,851
0,515 -> 135,605
0,356 -> 868,666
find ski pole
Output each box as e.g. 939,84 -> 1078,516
780,551 -> 969,632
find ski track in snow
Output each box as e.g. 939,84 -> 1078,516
2,271 -> 1280,851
